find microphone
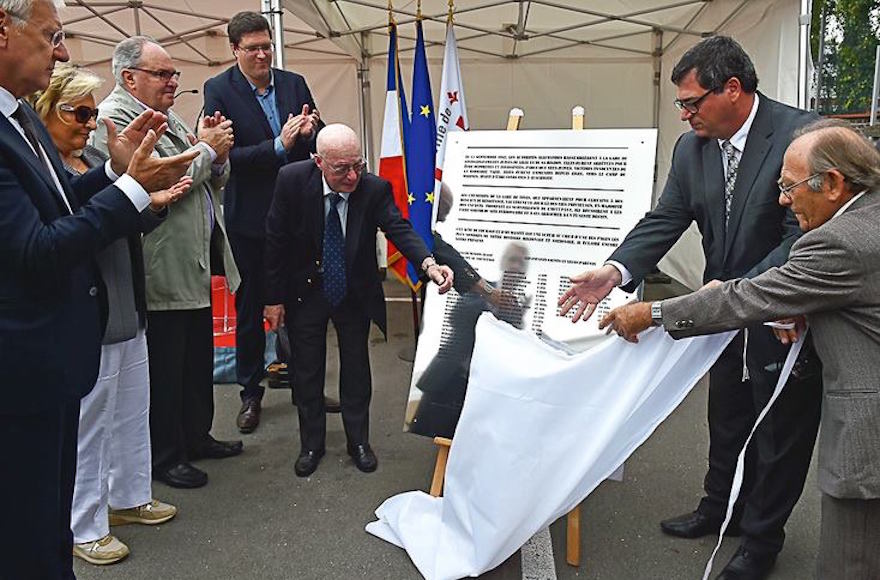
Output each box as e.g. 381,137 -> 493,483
174,89 -> 199,98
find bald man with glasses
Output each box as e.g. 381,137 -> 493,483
559,36 -> 822,579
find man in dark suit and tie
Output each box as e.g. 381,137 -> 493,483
600,120 -> 880,580
263,124 -> 453,477
203,10 -> 324,434
559,36 -> 822,579
0,1 -> 197,575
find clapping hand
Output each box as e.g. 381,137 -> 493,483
198,111 -> 234,163
126,128 -> 199,193
106,109 -> 168,176
148,176 -> 193,212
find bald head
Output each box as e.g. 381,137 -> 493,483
315,124 -> 365,193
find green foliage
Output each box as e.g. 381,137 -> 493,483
811,0 -> 880,114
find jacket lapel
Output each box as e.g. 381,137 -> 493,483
309,165 -> 325,254
344,181 -> 366,273
723,94 -> 773,260
231,66 -> 275,140
701,139 -> 725,247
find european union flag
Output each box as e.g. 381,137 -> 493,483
404,18 -> 436,286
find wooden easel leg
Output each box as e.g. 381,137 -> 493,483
566,504 -> 581,566
430,437 -> 453,497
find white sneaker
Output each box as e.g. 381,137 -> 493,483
73,534 -> 130,565
109,498 -> 177,526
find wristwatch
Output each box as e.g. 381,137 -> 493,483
650,301 -> 663,326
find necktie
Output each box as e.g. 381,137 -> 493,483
722,140 -> 740,229
323,193 -> 347,307
11,104 -> 44,160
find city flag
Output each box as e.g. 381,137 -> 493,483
402,18 -> 437,287
434,21 -> 469,200
380,22 -> 415,289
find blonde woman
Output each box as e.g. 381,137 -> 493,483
28,63 -> 183,566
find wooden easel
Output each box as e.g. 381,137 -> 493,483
429,105 -> 588,568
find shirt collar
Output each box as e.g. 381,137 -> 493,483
0,85 -> 21,118
245,70 -> 275,96
832,189 -> 868,220
718,93 -> 760,153
322,174 -> 351,202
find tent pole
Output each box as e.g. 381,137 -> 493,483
797,0 -> 811,110
262,0 -> 286,70
652,29 -> 662,129
358,32 -> 375,166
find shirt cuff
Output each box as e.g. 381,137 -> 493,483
274,136 -> 286,158
115,173 -> 151,212
200,142 -> 218,162
604,260 -> 633,287
104,159 -> 120,181
211,160 -> 229,177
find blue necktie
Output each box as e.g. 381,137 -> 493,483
323,193 -> 346,307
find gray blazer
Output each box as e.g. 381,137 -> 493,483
661,192 -> 880,500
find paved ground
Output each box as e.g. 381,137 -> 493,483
74,281 -> 820,580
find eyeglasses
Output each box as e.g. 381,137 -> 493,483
237,44 -> 273,55
777,172 -> 823,201
128,67 -> 181,82
47,29 -> 65,48
59,104 -> 98,124
673,87 -> 716,114
324,158 -> 367,177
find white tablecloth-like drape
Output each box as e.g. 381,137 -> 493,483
367,315 -> 735,580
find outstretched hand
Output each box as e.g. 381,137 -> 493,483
558,264 -> 622,322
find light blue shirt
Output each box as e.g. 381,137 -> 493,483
244,69 -> 286,158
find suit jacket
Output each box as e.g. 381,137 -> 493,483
92,86 -> 240,310
265,160 -> 431,335
0,102 -> 141,414
610,94 -> 817,288
203,65 -> 324,239
662,192 -> 880,500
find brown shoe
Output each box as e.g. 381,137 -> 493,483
237,397 -> 261,433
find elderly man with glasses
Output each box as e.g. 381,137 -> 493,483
263,124 -> 453,478
204,11 -> 326,436
92,35 -> 244,490
558,35 -> 821,579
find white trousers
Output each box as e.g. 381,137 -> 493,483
71,329 -> 153,543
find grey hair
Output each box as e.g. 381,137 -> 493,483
794,119 -> 880,193
1,0 -> 65,27
111,36 -> 155,86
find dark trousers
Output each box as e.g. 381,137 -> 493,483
0,402 -> 80,579
698,330 -> 822,555
228,233 -> 267,401
146,308 -> 215,470
290,292 -> 372,451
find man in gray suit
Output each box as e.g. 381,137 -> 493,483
559,35 -> 822,579
600,120 -> 880,579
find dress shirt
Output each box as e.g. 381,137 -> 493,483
322,174 -> 350,237
1,86 -> 150,213
607,94 -> 762,287
244,70 -> 286,158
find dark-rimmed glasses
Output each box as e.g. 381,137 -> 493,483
59,104 -> 98,124
777,172 -> 823,201
237,43 -> 273,55
673,87 -> 716,114
128,67 -> 181,82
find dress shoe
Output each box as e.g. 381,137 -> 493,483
109,498 -> 177,526
237,396 -> 262,433
660,510 -> 741,538
294,449 -> 325,477
73,534 -> 129,565
324,396 -> 342,414
348,443 -> 378,473
153,462 -> 207,488
190,437 -> 243,460
715,545 -> 777,580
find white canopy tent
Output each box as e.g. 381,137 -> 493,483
58,0 -> 814,289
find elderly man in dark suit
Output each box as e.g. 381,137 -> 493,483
203,11 -> 325,434
558,36 -> 822,579
601,121 -> 880,580
264,124 -> 453,477
0,1 -> 197,575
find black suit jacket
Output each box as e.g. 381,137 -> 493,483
0,103 -> 140,414
203,65 -> 324,239
265,160 -> 431,335
610,94 -> 817,289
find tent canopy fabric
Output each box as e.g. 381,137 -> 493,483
58,0 -> 807,289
